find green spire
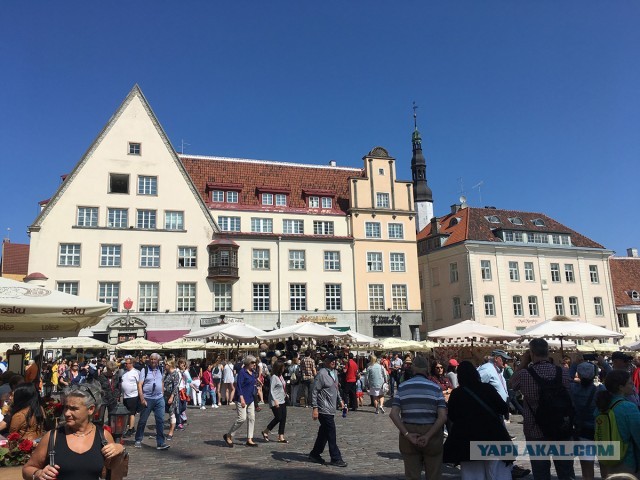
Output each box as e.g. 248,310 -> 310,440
412,101 -> 422,144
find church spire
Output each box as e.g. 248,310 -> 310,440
411,102 -> 434,232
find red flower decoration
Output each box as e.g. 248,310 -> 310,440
7,432 -> 21,442
18,439 -> 34,453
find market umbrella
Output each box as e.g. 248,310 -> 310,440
508,339 -> 576,351
576,341 -> 621,353
51,337 -> 111,350
623,341 -> 640,351
413,340 -> 439,352
115,338 -> 163,351
0,276 -> 111,340
427,320 -> 521,345
259,322 -> 348,342
161,338 -> 206,350
519,315 -> 624,356
184,322 -> 267,344
341,330 -> 381,348
379,337 -> 423,351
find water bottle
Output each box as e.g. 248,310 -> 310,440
342,406 -> 347,418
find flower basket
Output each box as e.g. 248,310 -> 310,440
0,433 -> 36,466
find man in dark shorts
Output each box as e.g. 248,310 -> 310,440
120,356 -> 141,437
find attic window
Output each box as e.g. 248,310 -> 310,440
449,217 -> 460,227
532,218 -> 546,227
630,290 -> 640,301
128,142 -> 141,155
509,217 -> 523,225
486,215 -> 501,224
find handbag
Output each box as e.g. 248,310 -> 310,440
98,426 -> 129,480
179,388 -> 189,402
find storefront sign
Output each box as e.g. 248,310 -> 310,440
515,318 -> 540,325
371,314 -> 402,325
297,315 -> 337,323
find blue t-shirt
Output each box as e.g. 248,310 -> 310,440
140,366 -> 164,400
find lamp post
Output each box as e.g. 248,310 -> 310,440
109,402 -> 131,443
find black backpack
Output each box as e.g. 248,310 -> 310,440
527,365 -> 575,440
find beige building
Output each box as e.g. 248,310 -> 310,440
26,86 -> 422,343
417,204 -> 619,336
609,248 -> 640,344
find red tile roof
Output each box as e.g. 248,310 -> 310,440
0,242 -> 29,276
417,207 -> 604,249
180,155 -> 364,215
609,257 -> 640,307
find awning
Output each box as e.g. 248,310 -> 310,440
146,330 -> 190,343
330,326 -> 350,332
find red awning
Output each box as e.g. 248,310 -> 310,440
146,330 -> 190,343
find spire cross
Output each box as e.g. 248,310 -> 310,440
412,101 -> 418,130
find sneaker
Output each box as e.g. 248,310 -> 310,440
200,406 -> 206,410
308,453 -> 325,464
134,441 -> 142,448
375,408 -> 379,414
166,435 -> 173,441
213,404 -> 219,409
379,406 -> 385,414
156,444 -> 170,450
177,424 -> 184,430
329,460 -> 348,467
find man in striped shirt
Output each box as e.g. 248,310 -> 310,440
390,355 -> 447,480
300,349 -> 317,408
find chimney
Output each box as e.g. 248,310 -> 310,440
628,248 -> 639,258
450,204 -> 461,214
328,160 -> 337,167
430,216 -> 440,235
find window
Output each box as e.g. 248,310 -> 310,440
58,244 -> 80,266
509,217 -> 523,225
213,283 -> 232,311
569,297 -> 580,316
524,262 -> 535,281
376,192 -> 390,208
137,209 -> 156,229
251,218 -> 273,233
138,282 -> 159,312
211,190 -> 224,202
554,296 -> 565,316
140,245 -> 160,268
218,216 -> 241,232
368,284 -> 385,310
325,284 -> 342,310
392,284 -> 408,310
308,196 -> 319,208
378,168 -> 384,175
450,263 -> 459,283
507,261 -> 519,281
321,197 -> 332,209
484,295 -> 495,316
128,142 -> 141,155
252,249 -> 270,270
637,313 -> 640,327
165,211 -> 184,230
98,282 -> 119,312
77,207 -> 98,227
261,193 -> 273,205
288,250 -> 306,270
390,253 -> 406,272
100,244 -> 121,267
313,221 -> 334,235
178,247 -> 197,268
290,284 -> 307,310
532,218 -> 546,227
528,296 -> 539,316
481,260 -> 492,280
452,297 -> 461,319
107,208 -> 128,228
365,222 -> 381,238
594,297 -> 604,316
57,282 -> 78,296
226,191 -> 238,203
367,252 -> 383,272
109,173 -> 129,194
503,231 -> 524,242
550,263 -> 561,282
564,264 -> 575,282
275,194 -> 287,206
252,283 -> 270,311
177,283 -> 196,312
137,176 -> 157,195
431,267 -> 440,286
388,223 -> 404,239
283,219 -> 304,234
324,251 -> 341,271
486,215 -> 501,224
618,313 -> 629,328
589,265 -> 599,283
513,296 -> 523,316
530,233 -> 548,244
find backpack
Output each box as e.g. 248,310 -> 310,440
595,399 -> 628,467
527,365 -> 574,440
290,365 -> 300,384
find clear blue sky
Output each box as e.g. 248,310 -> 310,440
1,2 -> 638,256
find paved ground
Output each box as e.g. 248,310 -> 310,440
124,399 -> 594,480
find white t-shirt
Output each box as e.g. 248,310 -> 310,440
121,368 -> 141,398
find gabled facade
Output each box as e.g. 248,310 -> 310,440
25,86 -> 422,342
0,240 -> 29,281
417,205 -> 618,335
609,248 -> 640,343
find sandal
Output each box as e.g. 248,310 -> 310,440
223,433 -> 234,447
261,430 -> 270,442
277,438 -> 288,443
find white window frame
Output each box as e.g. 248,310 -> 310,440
251,218 -> 273,233
100,244 -> 121,267
569,296 -> 580,316
137,175 -> 157,195
137,209 -> 157,229
178,246 -> 197,268
484,295 -> 495,316
57,281 -> 79,296
313,220 -> 334,235
140,245 -> 160,268
564,264 -> 575,283
365,222 -> 381,238
524,262 -> 535,281
213,283 -> 232,312
283,219 -> 304,234
262,193 -> 273,205
513,295 -> 523,316
252,283 -> 270,311
211,190 -> 225,202
388,223 -> 404,239
218,216 -> 241,232
289,283 -> 307,311
367,252 -> 383,272
321,197 -> 332,209
509,261 -> 520,281
550,263 -> 561,283
164,211 -> 184,230
252,249 -> 270,270
77,207 -> 98,227
138,282 -> 159,312
107,208 -> 128,228
275,193 -> 287,206
324,251 -> 341,271
368,284 -> 385,310
58,243 -> 81,267
128,142 -> 141,155
325,284 -> 342,311
308,196 -> 319,208
288,250 -> 306,270
376,192 -> 390,208
226,191 -> 238,203
390,252 -> 406,272
177,283 -> 196,312
528,296 -> 539,316
589,265 -> 599,284
594,297 -> 604,316
481,260 -> 492,280
98,282 -> 119,312
392,284 -> 408,310
555,296 -> 565,316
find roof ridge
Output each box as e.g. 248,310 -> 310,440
179,154 -> 363,172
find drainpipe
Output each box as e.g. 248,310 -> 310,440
351,238 -> 359,332
277,236 -> 282,328
464,245 -> 475,321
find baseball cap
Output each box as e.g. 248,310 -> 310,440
448,359 -> 459,367
611,351 -> 632,362
491,349 -> 512,360
576,362 -> 596,380
324,353 -> 337,362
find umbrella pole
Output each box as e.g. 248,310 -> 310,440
560,338 -> 564,358
38,338 -> 44,395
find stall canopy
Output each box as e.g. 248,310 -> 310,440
341,330 -> 381,348
161,338 -> 206,350
427,320 -> 521,344
51,337 -> 111,350
115,338 -> 163,351
259,322 -> 349,342
519,316 -> 624,341
0,277 -> 111,340
379,337 -> 423,351
184,322 -> 267,344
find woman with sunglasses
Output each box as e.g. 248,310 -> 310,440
224,355 -> 258,447
23,382 -> 126,480
428,362 -> 453,402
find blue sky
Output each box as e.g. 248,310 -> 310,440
1,2 -> 638,255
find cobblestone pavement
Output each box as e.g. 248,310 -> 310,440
125,401 -> 590,480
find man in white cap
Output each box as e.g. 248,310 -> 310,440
477,349 -> 510,402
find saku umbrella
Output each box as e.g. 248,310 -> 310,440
161,338 -> 206,350
115,338 -> 163,351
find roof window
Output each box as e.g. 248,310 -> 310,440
532,218 -> 546,227
630,290 -> 640,301
509,217 -> 523,225
486,215 -> 501,224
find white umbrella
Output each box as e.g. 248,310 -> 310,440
184,322 -> 267,343
0,277 -> 111,340
623,341 -> 640,352
379,337 -> 423,351
341,331 -> 381,348
51,337 -> 111,350
508,339 -> 576,351
115,338 -> 163,351
259,322 -> 348,342
576,341 -> 622,353
161,338 -> 206,350
427,320 -> 521,344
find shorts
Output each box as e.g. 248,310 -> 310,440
369,388 -> 383,397
356,391 -> 364,398
123,397 -> 141,415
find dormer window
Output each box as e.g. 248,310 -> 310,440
262,193 -> 274,205
321,197 -> 332,209
630,290 -> 640,301
303,189 -> 335,210
486,215 -> 501,224
532,218 -> 546,227
509,217 -> 523,225
212,190 -> 225,202
449,217 -> 460,227
206,183 -> 243,204
309,196 -> 319,208
275,194 -> 287,206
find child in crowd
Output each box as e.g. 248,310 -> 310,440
355,371 -> 365,408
